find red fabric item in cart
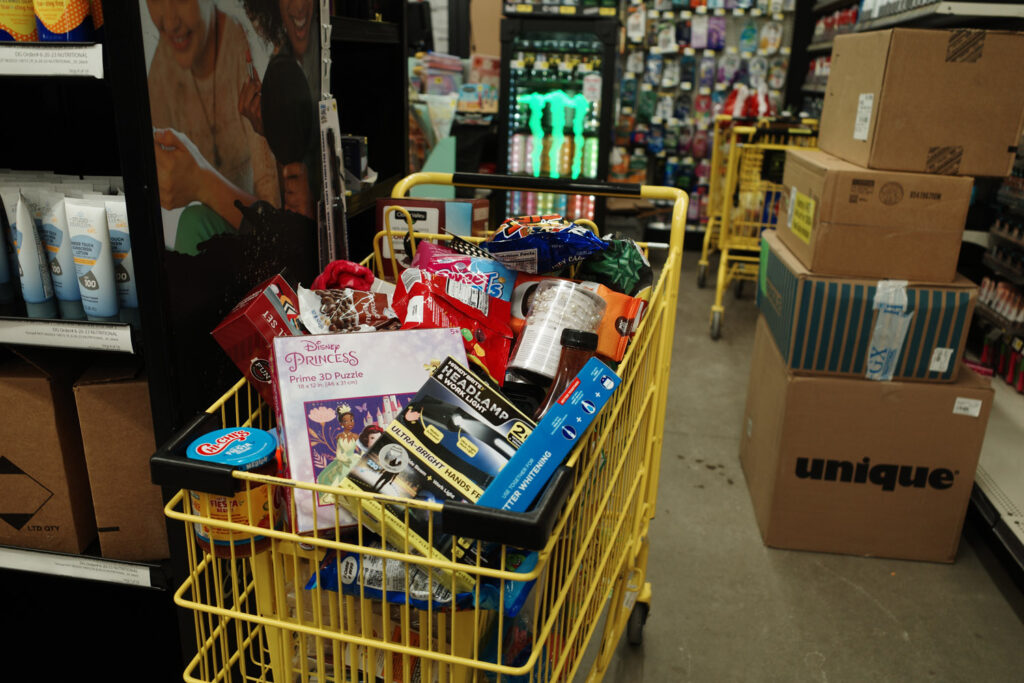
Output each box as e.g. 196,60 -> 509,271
310,260 -> 374,291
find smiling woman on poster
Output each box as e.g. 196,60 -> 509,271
144,0 -> 283,254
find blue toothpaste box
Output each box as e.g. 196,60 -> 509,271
478,358 -> 621,513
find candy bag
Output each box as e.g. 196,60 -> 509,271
393,268 -> 512,384
298,285 -> 399,334
411,240 -> 515,308
484,215 -> 608,275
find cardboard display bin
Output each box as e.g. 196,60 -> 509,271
820,28 -> 1024,177
74,359 -> 169,561
780,149 -> 973,282
0,354 -> 95,554
757,231 -> 976,383
740,317 -> 993,563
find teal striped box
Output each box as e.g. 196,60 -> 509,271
757,231 -> 976,383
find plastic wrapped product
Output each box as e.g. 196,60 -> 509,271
484,215 -> 608,275
298,285 -> 399,335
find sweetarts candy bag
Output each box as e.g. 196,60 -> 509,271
411,241 -> 514,318
393,268 -> 512,385
484,215 -> 608,274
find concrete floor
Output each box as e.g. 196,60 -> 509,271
583,248 -> 1024,682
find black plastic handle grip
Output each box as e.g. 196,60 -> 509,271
451,172 -> 644,198
150,411 -> 240,496
439,466 -> 575,551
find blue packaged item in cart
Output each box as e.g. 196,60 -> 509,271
305,532 -> 538,617
478,358 -> 621,512
484,216 -> 608,275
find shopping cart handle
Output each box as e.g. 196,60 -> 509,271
439,466 -> 575,551
150,411 -> 241,497
450,172 -> 644,198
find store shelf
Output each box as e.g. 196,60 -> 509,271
991,227 -> 1024,251
346,174 -> 401,219
0,42 -> 103,78
802,84 -> 827,95
807,41 -> 834,53
503,3 -> 617,17
0,545 -> 162,588
0,317 -> 134,353
813,0 -> 859,14
983,253 -> 1024,286
331,16 -> 400,45
976,302 -> 1024,338
973,377 -> 1024,570
856,1 -> 1024,32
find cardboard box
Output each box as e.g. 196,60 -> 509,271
779,149 -> 973,281
212,274 -> 302,409
740,317 -> 993,563
820,29 -> 1024,177
74,359 -> 169,561
758,231 -> 976,383
0,353 -> 95,553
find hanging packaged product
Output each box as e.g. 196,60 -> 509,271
297,285 -> 398,335
484,215 -> 608,275
24,188 -> 85,319
33,0 -> 93,42
392,268 -> 513,384
707,16 -> 726,51
0,0 -> 38,41
718,53 -> 742,86
644,54 -> 663,87
759,21 -> 783,55
739,21 -> 758,54
699,53 -> 716,88
64,197 -> 118,321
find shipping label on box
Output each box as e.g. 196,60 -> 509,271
757,231 -> 976,383
740,317 -> 993,563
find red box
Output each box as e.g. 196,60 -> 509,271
212,275 -> 302,407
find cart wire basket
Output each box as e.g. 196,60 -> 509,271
151,172 -> 686,683
701,118 -> 817,340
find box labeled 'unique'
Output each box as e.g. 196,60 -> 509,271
757,231 -> 976,383
819,28 -> 1024,177
739,317 -> 993,563
779,149 -> 973,282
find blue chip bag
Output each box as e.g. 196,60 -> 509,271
484,215 -> 608,275
305,533 -> 537,618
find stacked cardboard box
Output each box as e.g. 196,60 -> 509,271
740,28 -> 1024,562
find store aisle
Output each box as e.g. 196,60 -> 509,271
590,249 -> 1024,683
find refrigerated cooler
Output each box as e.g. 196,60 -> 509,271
498,17 -> 618,224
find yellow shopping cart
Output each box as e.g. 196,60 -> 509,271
696,114 -> 739,290
706,118 -> 817,340
152,173 -> 687,683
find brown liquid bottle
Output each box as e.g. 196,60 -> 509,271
534,329 -> 600,421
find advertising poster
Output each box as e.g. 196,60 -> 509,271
138,0 -> 321,415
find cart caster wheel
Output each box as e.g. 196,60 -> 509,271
697,264 -> 707,289
627,603 -> 649,646
734,280 -> 745,299
710,311 -> 722,340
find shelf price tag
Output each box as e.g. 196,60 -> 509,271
703,49 -> 715,57
733,8 -> 744,16
699,86 -> 711,95
695,6 -> 706,14
664,11 -> 674,19
600,6 -> 616,15
773,12 -> 784,20
681,81 -> 693,91
559,5 -> 576,14
714,8 -> 725,16
683,47 -> 696,56
682,10 -> 692,19
0,43 -> 104,78
751,8 -> 762,16
0,318 -> 134,353
514,3 -> 533,13
650,10 -> 659,18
